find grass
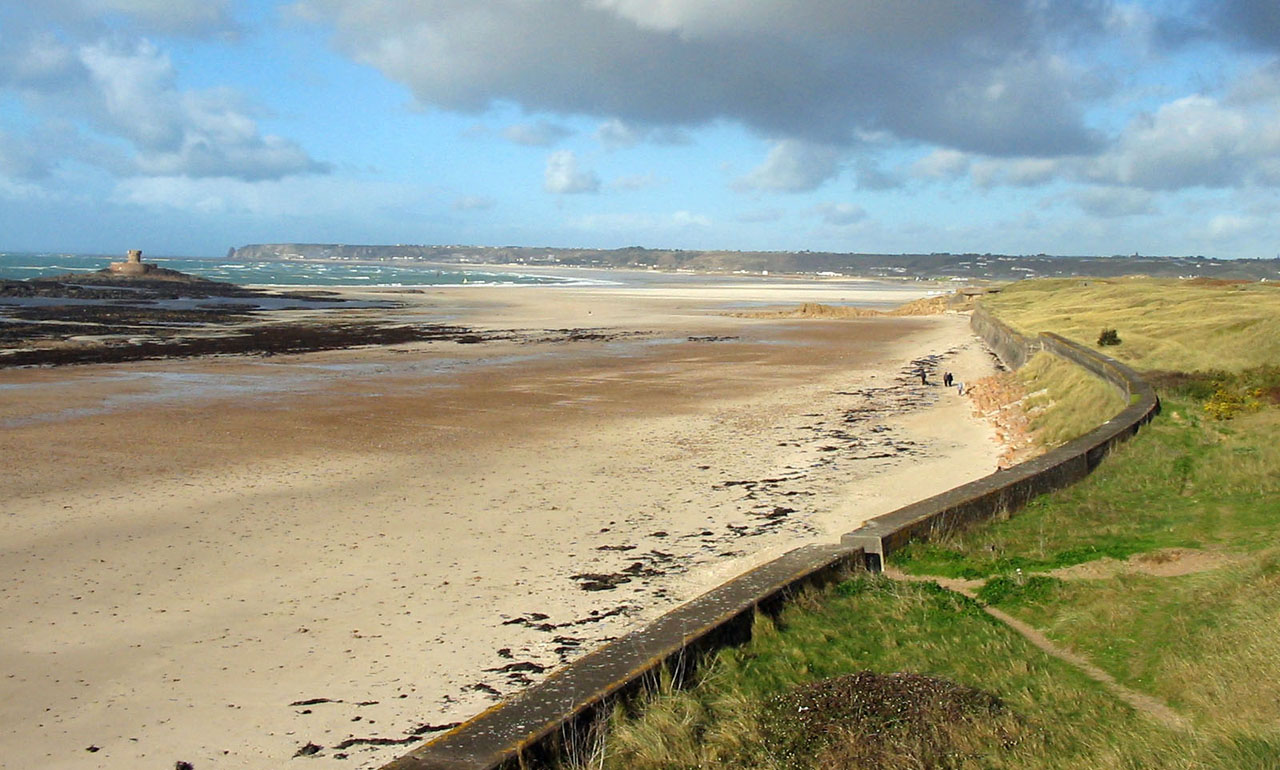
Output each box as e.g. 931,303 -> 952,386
573,578 -> 1188,770
557,278 -> 1280,769
896,405 -> 1280,579
981,278 -> 1280,372
568,576 -> 1280,769
1014,351 -> 1127,446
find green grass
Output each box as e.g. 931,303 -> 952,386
575,577 -> 1209,770
983,556 -> 1280,732
896,405 -> 1280,579
569,576 -> 1280,769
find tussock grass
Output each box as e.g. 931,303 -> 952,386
1016,351 -> 1127,446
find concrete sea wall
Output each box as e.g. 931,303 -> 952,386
844,307 -> 1160,566
384,306 -> 1160,770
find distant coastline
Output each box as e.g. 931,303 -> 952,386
228,242 -> 1280,282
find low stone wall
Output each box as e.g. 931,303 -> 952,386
383,308 -> 1160,770
842,307 -> 1160,566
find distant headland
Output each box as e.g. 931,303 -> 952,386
227,243 -> 1280,282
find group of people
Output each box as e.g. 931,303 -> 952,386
942,371 -> 965,395
920,369 -> 965,395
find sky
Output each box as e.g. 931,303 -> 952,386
1,1 -> 1279,258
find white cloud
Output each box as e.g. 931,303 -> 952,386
1072,187 -> 1155,217
569,209 -> 711,231
595,118 -> 643,149
453,194 -> 495,210
738,140 -> 843,192
502,120 -> 571,146
1,34 -> 327,182
544,150 -> 600,194
610,173 -> 661,191
671,210 -> 711,227
971,157 -> 1061,187
736,207 -> 784,223
594,118 -> 691,149
911,149 -> 971,180
1206,213 -> 1255,237
814,202 -> 867,226
113,174 -> 421,218
1089,95 -> 1280,189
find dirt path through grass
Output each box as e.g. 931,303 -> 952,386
884,568 -> 1191,732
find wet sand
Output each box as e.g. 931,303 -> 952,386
0,276 -> 1004,769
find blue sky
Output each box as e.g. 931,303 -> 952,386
1,1 -> 1279,258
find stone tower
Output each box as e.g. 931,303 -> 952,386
108,249 -> 154,276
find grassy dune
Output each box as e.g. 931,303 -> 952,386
563,278 -> 1280,770
981,278 -> 1280,372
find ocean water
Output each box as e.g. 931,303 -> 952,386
0,252 -> 582,287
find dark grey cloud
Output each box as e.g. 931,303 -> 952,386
1204,0 -> 1280,51
1158,1 -> 1280,52
296,0 -> 1108,157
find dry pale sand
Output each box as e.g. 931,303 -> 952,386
0,276 -> 1004,769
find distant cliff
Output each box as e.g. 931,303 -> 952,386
226,243 -> 1280,282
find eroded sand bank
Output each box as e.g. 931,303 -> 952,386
0,277 -> 1003,769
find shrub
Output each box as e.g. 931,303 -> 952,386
1203,385 -> 1262,421
1097,328 -> 1121,346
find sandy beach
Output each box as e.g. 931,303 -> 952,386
0,275 -> 1005,769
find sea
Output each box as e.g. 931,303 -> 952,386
0,252 -> 585,287
0,251 -> 936,310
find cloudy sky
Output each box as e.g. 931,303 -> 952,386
2,0 -> 1279,258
